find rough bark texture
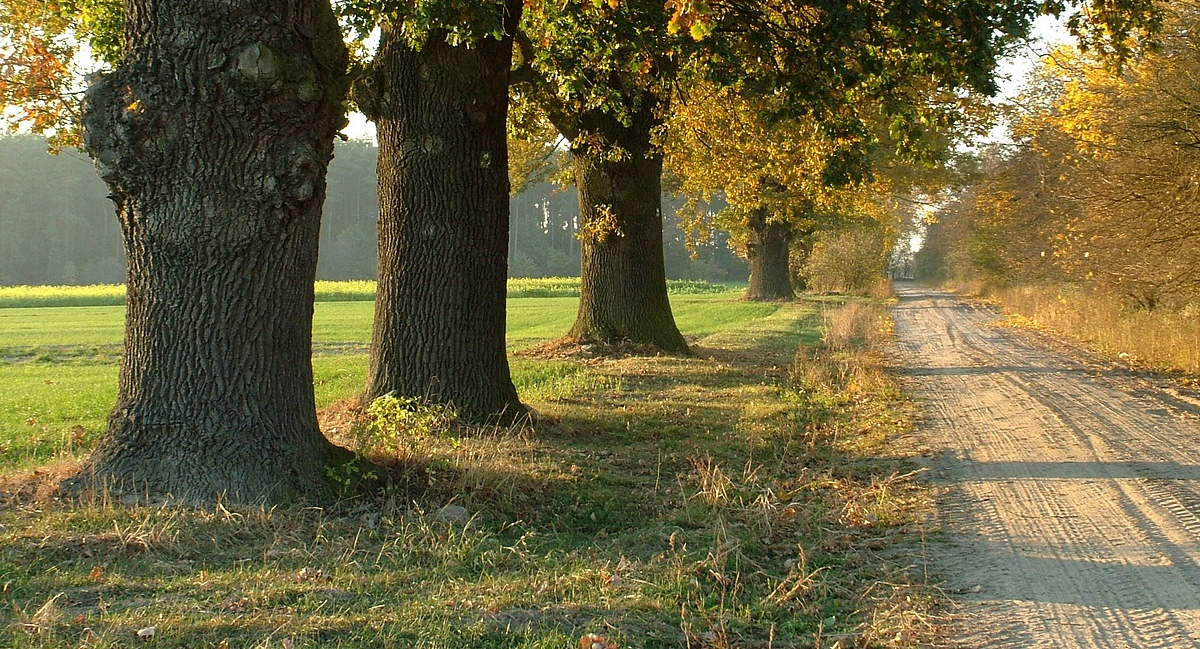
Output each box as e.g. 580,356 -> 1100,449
71,0 -> 352,503
745,209 -> 795,301
357,9 -> 525,423
566,102 -> 688,353
790,230 -> 816,294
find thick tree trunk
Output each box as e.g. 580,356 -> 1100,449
790,229 -> 816,294
357,10 -> 525,423
69,0 -> 351,503
745,209 -> 795,301
567,103 -> 688,353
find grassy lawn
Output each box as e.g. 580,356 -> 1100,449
0,294 -> 777,472
0,289 -> 934,647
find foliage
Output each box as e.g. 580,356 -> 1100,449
507,114 -> 568,197
362,393 -> 458,455
513,0 -> 683,139
338,0 -> 513,47
367,393 -> 457,439
803,227 -> 893,295
664,80 -> 854,252
665,79 -> 962,257
921,1 -> 1200,310
0,0 -> 121,148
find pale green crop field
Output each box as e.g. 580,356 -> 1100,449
0,289 -> 775,470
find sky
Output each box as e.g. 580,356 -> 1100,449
985,14 -> 1071,143
345,112 -> 376,143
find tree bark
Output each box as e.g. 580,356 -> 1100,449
70,0 -> 352,502
790,228 -> 816,294
566,101 -> 688,353
745,209 -> 795,301
357,8 -> 525,423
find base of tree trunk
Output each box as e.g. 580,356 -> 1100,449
521,335 -> 689,360
62,438 -> 363,505
567,105 -> 689,355
359,20 -> 526,425
745,210 -> 795,301
68,0 -> 356,506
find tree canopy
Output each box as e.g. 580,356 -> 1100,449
918,1 -> 1200,309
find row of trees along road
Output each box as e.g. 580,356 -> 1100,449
663,79 -> 972,300
917,0 -> 1200,314
0,0 -> 1161,502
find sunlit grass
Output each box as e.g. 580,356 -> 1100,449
0,296 -> 935,648
0,294 -> 774,472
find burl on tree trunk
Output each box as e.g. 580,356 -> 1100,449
567,102 -> 688,353
70,0 -> 353,503
357,8 -> 526,423
745,208 -> 795,301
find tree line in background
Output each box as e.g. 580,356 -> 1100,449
0,0 -> 1160,502
917,1 -> 1199,313
0,135 -> 746,286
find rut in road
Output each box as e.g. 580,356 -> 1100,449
891,285 -> 1200,648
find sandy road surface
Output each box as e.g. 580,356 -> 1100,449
891,285 -> 1200,648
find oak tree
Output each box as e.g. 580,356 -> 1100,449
514,0 -> 691,352
66,0 -> 354,502
344,1 -> 528,422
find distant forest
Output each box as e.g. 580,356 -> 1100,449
0,136 -> 746,286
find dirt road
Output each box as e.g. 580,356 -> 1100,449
891,285 -> 1200,648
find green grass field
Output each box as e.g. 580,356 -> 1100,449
0,284 -> 937,648
0,291 -> 777,471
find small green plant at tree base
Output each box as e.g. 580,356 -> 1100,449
326,394 -> 458,495
324,456 -> 377,497
363,393 -> 458,456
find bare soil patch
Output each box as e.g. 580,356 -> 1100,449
893,285 -> 1200,648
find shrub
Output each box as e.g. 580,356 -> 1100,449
803,228 -> 890,295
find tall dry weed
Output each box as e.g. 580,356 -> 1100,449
991,284 -> 1200,375
798,301 -> 897,397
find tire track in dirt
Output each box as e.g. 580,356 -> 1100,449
891,285 -> 1200,648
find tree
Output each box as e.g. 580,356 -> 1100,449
61,0 -> 354,502
665,81 -> 849,300
515,0 -> 1138,335
925,2 -> 1200,307
319,139 -> 380,280
347,2 -> 527,422
0,136 -> 119,285
665,78 -> 965,300
514,1 -> 691,352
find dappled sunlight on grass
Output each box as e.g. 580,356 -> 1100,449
0,295 -> 935,647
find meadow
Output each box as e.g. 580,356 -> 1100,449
0,288 -> 773,471
0,282 -> 936,647
0,278 -> 733,309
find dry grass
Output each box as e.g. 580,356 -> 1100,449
794,300 -> 901,403
0,298 -> 934,648
969,283 -> 1200,375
